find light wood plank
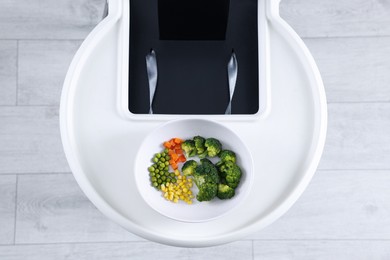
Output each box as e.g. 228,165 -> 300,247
18,40 -> 81,105
280,0 -> 390,38
15,174 -> 141,244
251,170 -> 390,239
0,41 -> 17,105
304,37 -> 390,103
0,0 -> 105,40
0,175 -> 16,244
0,106 -> 70,174
254,240 -> 390,260
320,103 -> 390,170
0,241 -> 252,260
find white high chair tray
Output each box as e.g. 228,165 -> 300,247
60,0 -> 327,247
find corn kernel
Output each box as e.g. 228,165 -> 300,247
158,168 -> 194,205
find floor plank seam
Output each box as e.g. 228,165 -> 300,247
15,40 -> 19,106
0,105 -> 61,108
0,172 -> 73,176
318,169 -> 390,172
10,240 -> 148,247
2,239 -> 390,248
301,34 -> 390,40
0,38 -> 87,42
251,240 -> 255,260
252,239 -> 390,241
327,101 -> 390,104
13,175 -> 18,245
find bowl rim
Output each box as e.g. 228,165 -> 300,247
134,118 -> 255,223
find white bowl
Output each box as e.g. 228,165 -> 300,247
135,119 -> 254,223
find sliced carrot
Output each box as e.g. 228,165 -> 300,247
164,138 -> 187,171
174,138 -> 183,144
178,155 -> 186,163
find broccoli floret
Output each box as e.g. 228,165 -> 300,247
219,150 -> 236,164
217,184 -> 235,200
193,159 -> 220,202
193,136 -> 206,155
205,138 -> 222,157
200,158 -> 213,165
181,140 -> 197,158
198,151 -> 208,158
181,160 -> 198,176
196,182 -> 218,202
194,159 -> 220,185
193,171 -> 207,187
218,161 -> 242,189
193,166 -> 219,187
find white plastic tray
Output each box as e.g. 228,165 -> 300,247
60,0 -> 327,247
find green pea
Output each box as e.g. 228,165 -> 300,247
156,153 -> 161,158
155,169 -> 159,174
160,157 -> 166,162
151,177 -> 157,182
165,161 -> 169,166
153,182 -> 158,187
164,166 -> 169,171
171,179 -> 177,183
150,172 -> 155,177
165,155 -> 170,160
170,173 -> 175,178
157,179 -> 162,184
164,148 -> 169,153
148,166 -> 155,172
161,176 -> 166,181
153,157 -> 158,163
156,173 -> 160,178
159,163 -> 165,168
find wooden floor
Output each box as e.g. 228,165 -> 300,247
1,0 -> 390,259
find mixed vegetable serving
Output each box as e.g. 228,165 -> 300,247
147,136 -> 243,204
